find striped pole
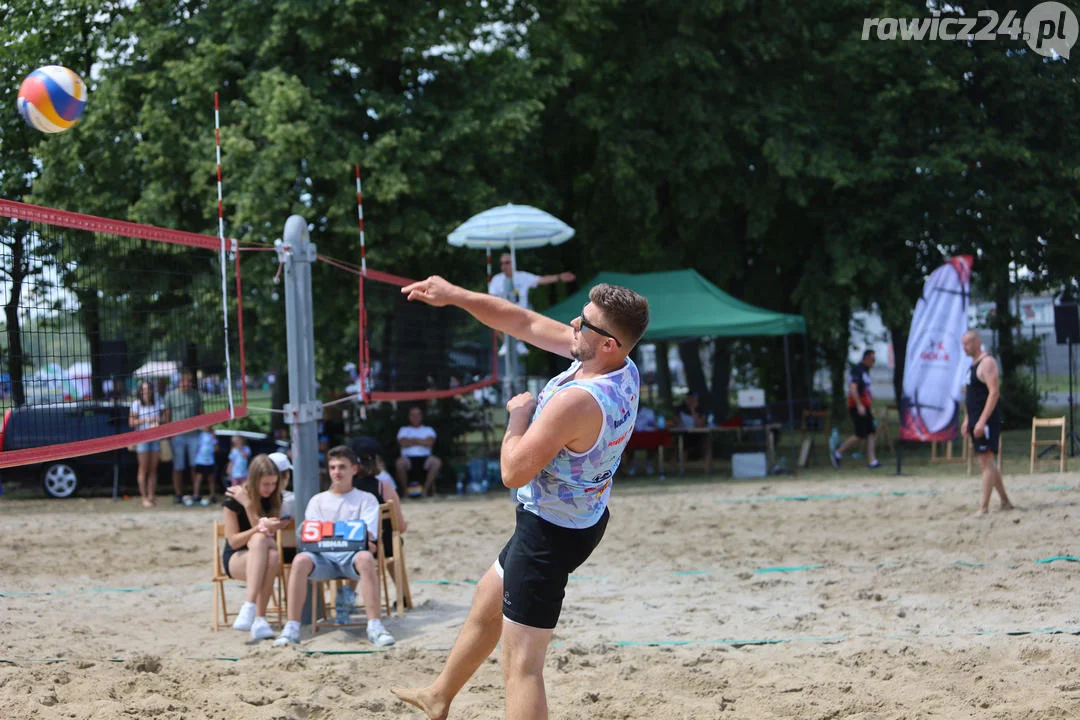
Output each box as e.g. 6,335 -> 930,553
356,165 -> 369,402
215,92 -> 235,418
356,164 -> 366,276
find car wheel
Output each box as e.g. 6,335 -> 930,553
42,462 -> 79,499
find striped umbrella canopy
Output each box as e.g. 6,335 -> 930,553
447,203 -> 575,251
448,203 -> 575,285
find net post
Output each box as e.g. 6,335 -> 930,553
282,215 -> 322,625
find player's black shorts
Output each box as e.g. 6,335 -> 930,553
968,418 -> 1002,454
848,407 -> 876,439
496,504 -> 609,630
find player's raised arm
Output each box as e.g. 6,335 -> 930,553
402,275 -> 574,359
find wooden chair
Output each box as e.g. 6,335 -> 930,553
798,410 -> 829,468
310,503 -> 404,632
930,435 -> 968,465
382,500 -> 413,615
211,520 -> 285,631
966,434 -> 1002,474
1030,416 -> 1067,473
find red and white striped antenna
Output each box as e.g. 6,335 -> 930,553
356,164 -> 367,276
215,91 -> 235,418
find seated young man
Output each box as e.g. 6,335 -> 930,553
394,406 -> 442,497
272,445 -> 395,647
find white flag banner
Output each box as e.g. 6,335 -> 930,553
899,256 -> 973,442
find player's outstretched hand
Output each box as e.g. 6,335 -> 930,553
401,275 -> 462,307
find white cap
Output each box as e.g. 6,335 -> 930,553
268,452 -> 292,473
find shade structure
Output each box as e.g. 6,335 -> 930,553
543,269 -> 806,427
543,269 -> 805,340
447,204 -> 575,250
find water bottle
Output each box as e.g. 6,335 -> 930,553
456,476 -> 465,495
707,413 -> 715,427
657,414 -> 666,430
334,585 -> 354,625
829,427 -> 840,453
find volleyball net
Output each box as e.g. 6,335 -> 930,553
0,199 -> 245,468
319,256 -> 498,404
0,196 -> 500,470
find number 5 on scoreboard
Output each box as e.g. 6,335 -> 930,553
300,519 -> 323,543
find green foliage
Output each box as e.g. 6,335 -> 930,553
2,0 -> 1078,413
1000,372 -> 1040,431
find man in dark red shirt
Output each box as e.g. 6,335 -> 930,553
831,350 -> 881,469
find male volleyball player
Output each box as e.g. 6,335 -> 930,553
961,330 -> 1012,515
391,276 -> 648,720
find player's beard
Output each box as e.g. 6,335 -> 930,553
570,341 -> 595,362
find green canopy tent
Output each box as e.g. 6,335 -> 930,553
542,269 -> 807,425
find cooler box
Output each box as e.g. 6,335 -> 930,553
732,452 -> 768,478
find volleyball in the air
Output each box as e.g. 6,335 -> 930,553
17,65 -> 88,134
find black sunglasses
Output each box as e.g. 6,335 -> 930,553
579,313 -> 623,348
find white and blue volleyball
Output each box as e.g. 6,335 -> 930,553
17,65 -> 88,134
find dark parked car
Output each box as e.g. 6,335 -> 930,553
0,403 -> 285,498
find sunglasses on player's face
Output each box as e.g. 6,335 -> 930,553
577,310 -> 623,348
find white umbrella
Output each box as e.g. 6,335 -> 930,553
448,204 -> 575,395
448,203 -> 575,280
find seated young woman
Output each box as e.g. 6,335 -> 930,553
221,454 -> 292,641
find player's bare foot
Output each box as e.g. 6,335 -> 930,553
390,686 -> 447,720
974,507 -> 988,516
1000,502 -> 1015,511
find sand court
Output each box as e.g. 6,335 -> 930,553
2,471 -> 1079,718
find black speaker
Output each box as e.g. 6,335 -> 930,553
100,339 -> 128,378
1055,303 -> 1080,345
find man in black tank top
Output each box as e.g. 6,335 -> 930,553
961,330 -> 1012,515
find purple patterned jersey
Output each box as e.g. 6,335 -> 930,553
516,358 -> 640,528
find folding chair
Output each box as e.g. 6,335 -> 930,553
798,410 -> 830,468
382,501 -> 413,615
1030,416 -> 1067,473
211,520 -> 285,630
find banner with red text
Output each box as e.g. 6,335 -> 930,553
899,256 -> 973,441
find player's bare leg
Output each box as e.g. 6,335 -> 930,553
391,565 -> 504,719
975,451 -> 1005,515
502,619 -> 554,720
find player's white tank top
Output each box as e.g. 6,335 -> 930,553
516,358 -> 640,529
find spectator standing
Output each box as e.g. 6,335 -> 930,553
129,380 -> 164,508
163,368 -> 206,505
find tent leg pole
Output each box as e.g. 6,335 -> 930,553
783,334 -> 795,428
804,333 -> 813,396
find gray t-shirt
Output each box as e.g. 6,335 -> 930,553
164,388 -> 203,428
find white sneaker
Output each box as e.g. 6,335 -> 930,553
366,618 -> 395,647
516,342 -> 528,356
250,617 -> 275,641
273,622 -> 301,647
497,344 -> 508,357
232,601 -> 256,631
